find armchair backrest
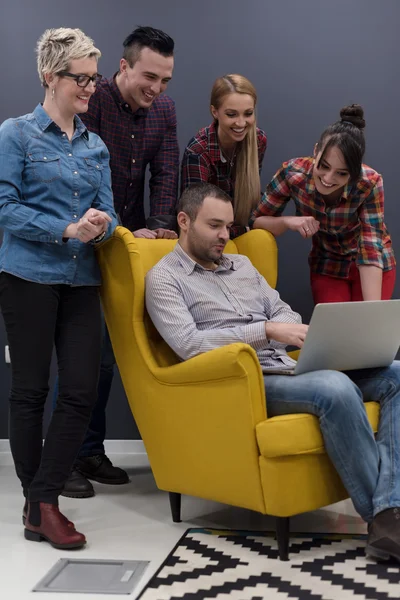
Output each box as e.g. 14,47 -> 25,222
97,227 -> 277,423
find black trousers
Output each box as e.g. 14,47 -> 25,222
0,272 -> 102,504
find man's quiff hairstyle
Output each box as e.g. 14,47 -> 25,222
178,183 -> 232,221
36,28 -> 101,87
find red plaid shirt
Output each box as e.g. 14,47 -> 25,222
181,121 -> 267,237
251,157 -> 395,278
80,75 -> 179,231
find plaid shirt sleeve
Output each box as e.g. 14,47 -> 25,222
148,100 -> 179,217
357,176 -> 385,268
249,163 -> 292,226
180,149 -> 212,193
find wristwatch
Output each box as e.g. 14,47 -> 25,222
93,231 -> 106,244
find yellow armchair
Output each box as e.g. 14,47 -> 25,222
98,227 -> 380,560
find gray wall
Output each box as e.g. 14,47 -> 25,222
1,0 -> 399,439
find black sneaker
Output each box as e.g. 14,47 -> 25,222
366,508 -> 400,562
61,469 -> 95,499
75,454 -> 130,485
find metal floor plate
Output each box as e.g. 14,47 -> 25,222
32,558 -> 149,594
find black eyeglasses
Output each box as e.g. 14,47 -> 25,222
57,71 -> 103,88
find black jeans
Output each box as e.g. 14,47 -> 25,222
52,318 -> 116,457
0,273 -> 102,504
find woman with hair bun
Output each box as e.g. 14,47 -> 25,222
181,74 -> 267,237
251,104 -> 395,303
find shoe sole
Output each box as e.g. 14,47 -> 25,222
61,489 -> 95,499
366,544 -> 400,562
24,528 -> 85,549
77,472 -> 129,486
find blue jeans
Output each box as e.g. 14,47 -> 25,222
53,319 -> 115,457
264,362 -> 400,523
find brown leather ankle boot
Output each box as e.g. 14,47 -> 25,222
22,500 -> 75,529
24,502 -> 85,549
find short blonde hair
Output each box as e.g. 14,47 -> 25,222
36,28 -> 101,87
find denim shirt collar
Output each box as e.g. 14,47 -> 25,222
33,104 -> 89,140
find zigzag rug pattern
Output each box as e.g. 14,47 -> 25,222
138,528 -> 400,599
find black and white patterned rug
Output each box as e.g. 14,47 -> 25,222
138,528 -> 400,599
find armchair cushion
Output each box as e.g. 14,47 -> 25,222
256,401 -> 380,459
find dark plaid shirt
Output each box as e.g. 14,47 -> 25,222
181,121 -> 267,237
80,75 -> 179,231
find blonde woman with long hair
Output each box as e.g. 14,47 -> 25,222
181,74 -> 267,237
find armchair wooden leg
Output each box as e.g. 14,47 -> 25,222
275,517 -> 290,561
169,492 -> 182,523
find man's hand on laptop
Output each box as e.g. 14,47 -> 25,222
265,322 -> 309,348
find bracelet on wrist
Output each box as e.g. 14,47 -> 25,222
93,231 -> 106,244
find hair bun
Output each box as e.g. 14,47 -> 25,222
340,104 -> 366,130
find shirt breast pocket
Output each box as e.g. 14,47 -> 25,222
27,153 -> 61,183
84,157 -> 103,189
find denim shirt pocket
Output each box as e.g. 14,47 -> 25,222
27,152 -> 62,183
84,157 -> 103,189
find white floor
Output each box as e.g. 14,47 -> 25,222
0,452 -> 367,600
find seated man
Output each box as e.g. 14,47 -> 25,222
145,182 -> 400,563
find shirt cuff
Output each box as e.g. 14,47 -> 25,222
147,215 -> 178,232
356,255 -> 384,269
244,321 -> 268,350
51,218 -> 73,245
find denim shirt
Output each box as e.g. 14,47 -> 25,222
0,104 -> 118,286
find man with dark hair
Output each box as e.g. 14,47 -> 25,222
146,182 -> 400,565
85,25 -> 178,234
57,26 -> 180,498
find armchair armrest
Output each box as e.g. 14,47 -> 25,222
138,342 -> 268,511
154,343 -> 263,385
148,342 -> 267,430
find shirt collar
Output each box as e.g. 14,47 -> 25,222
306,156 -> 353,201
33,104 -> 88,139
109,73 -> 148,118
304,158 -> 316,195
174,242 -> 236,274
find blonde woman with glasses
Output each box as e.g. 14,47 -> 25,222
0,28 -> 117,549
181,74 -> 267,237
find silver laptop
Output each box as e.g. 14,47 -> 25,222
269,300 -> 400,376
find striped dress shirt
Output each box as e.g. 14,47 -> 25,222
145,243 -> 301,372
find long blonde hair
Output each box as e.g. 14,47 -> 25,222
210,74 -> 260,226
